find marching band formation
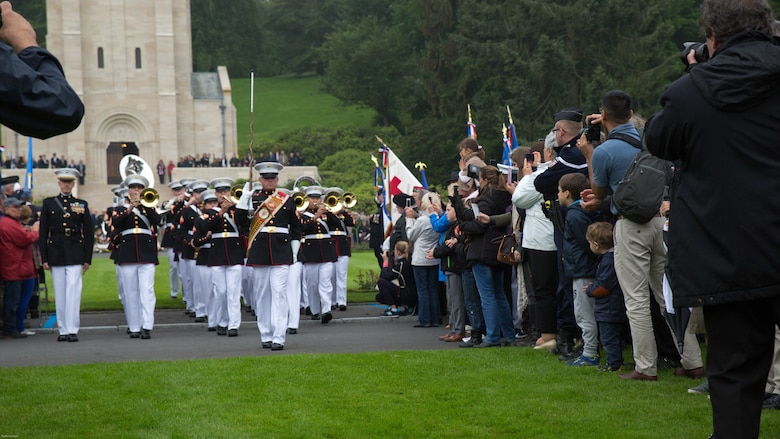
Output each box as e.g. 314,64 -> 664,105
105,162 -> 356,351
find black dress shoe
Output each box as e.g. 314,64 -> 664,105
140,329 -> 151,340
129,332 -> 141,339
207,326 -> 217,332
261,341 -> 272,349
57,334 -> 69,342
338,304 -> 347,311
311,314 -> 321,320
228,329 -> 238,337
304,306 -> 312,316
331,305 -> 337,311
287,328 -> 297,335
194,317 -> 206,323
321,312 -> 333,324
271,343 -> 284,351
217,326 -> 227,336
68,334 -> 79,342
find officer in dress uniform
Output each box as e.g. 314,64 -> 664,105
235,162 -> 301,351
300,185 -> 339,324
111,175 -> 159,339
38,168 -> 94,342
327,187 -> 354,312
161,180 -> 184,299
191,190 -> 217,330
178,180 -> 209,319
201,178 -> 245,337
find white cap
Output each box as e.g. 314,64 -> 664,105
123,174 -> 149,188
55,168 -> 81,181
210,177 -> 234,190
254,162 -> 283,177
304,185 -> 325,198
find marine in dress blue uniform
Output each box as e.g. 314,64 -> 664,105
38,168 -> 93,342
299,186 -> 339,324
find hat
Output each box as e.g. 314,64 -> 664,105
119,188 -> 130,199
392,193 -> 413,208
168,180 -> 184,190
200,190 -> 218,203
19,188 -> 32,200
0,175 -> 19,186
447,172 -> 460,184
179,177 -> 196,188
110,186 -> 124,196
254,162 -> 283,178
304,185 -> 324,198
123,174 -> 149,188
553,107 -> 583,123
188,179 -> 210,193
3,197 -> 22,208
210,177 -> 234,190
55,168 -> 81,181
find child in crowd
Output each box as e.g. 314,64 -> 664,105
558,173 -> 600,366
584,222 -> 627,372
376,241 -> 416,316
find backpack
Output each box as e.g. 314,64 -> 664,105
611,132 -> 669,224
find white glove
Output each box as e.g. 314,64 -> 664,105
290,240 -> 301,264
236,182 -> 252,210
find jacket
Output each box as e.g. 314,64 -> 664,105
645,30 -> 780,306
562,202 -> 599,278
236,190 -> 301,266
406,212 -> 440,267
585,250 -> 627,323
458,186 -> 512,266
39,194 -> 94,266
0,215 -> 38,280
512,162 -> 556,252
110,204 -> 160,265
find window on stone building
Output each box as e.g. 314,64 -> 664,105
135,48 -> 142,69
98,47 -> 104,68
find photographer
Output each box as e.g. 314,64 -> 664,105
643,1 -> 780,436
0,2 -> 83,139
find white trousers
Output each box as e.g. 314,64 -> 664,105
117,264 -> 156,332
167,248 -> 180,297
115,265 -> 125,304
51,265 -> 83,335
253,265 -> 289,345
332,256 -> 349,307
305,262 -> 333,316
195,264 -> 211,318
242,262 -> 254,310
287,262 -> 303,329
180,258 -> 196,311
212,265 -> 243,329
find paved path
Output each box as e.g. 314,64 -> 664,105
0,305 -> 459,367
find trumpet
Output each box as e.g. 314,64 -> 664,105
341,192 -> 357,209
230,183 -> 243,204
323,191 -> 342,213
140,188 -> 160,208
293,191 -> 308,212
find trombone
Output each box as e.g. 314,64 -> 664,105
139,187 -> 160,208
293,191 -> 308,212
341,192 -> 357,209
229,183 -> 243,204
323,190 -> 342,213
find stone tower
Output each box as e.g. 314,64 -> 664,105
2,0 -> 237,185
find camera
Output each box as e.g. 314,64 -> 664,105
585,122 -> 601,142
466,164 -> 482,179
511,169 -> 519,182
680,42 -> 709,68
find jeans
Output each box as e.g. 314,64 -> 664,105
472,263 -> 515,345
413,265 -> 440,326
3,280 -> 22,334
598,321 -> 624,367
461,269 -> 484,336
17,278 -> 35,332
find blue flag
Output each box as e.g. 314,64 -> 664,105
25,137 -> 33,189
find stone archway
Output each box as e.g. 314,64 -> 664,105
94,112 -> 152,184
106,142 -> 139,184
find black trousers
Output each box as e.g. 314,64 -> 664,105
525,248 -> 558,334
704,296 -> 780,439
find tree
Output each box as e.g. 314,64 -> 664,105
191,0 -> 263,74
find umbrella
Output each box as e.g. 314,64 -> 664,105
663,272 -> 690,353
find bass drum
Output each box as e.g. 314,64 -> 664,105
119,154 -> 156,188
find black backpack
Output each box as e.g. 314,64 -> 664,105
611,132 -> 669,224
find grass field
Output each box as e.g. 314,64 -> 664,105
43,249 -> 381,312
231,75 -> 376,146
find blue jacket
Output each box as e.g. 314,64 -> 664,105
585,250 -> 627,323
562,202 -> 599,278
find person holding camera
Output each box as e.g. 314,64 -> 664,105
644,1 -> 780,436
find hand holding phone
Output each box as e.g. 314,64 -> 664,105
471,204 -> 480,218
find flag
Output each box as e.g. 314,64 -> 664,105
467,104 -> 477,139
505,105 -> 520,165
415,162 -> 429,190
380,143 -> 422,235
502,123 -> 512,166
25,137 -> 33,189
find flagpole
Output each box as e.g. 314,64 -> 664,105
248,70 -> 255,182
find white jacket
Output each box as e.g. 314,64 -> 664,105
512,162 -> 556,251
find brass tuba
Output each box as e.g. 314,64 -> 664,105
140,188 -> 160,208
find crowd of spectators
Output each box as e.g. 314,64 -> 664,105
175,151 -> 305,169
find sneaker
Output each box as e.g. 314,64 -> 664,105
597,363 -> 622,372
459,337 -> 482,348
567,355 -> 600,366
688,379 -> 709,395
21,329 -> 36,336
558,345 -> 583,361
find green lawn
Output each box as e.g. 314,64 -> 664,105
45,249 -> 380,311
231,75 -> 376,146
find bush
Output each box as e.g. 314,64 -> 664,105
354,269 -> 380,291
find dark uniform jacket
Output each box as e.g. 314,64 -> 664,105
236,190 -> 301,266
110,204 -> 159,264
39,194 -> 94,266
331,212 -> 354,257
299,209 -> 338,263
179,204 -> 201,260
645,30 -> 780,307
192,209 -> 215,267
195,206 -> 245,266
160,199 -> 184,249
